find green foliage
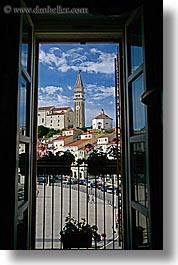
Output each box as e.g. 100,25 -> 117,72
86,147 -> 120,174
38,125 -> 49,138
84,143 -> 94,150
106,145 -> 119,160
38,150 -> 75,163
45,129 -> 55,138
60,214 -> 101,242
81,126 -> 87,132
105,128 -> 114,133
38,125 -> 61,138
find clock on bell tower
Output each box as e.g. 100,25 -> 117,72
73,70 -> 85,128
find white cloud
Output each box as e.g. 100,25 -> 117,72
39,86 -> 63,95
39,46 -> 116,74
38,93 -> 73,108
57,64 -> 71,72
90,48 -> 100,54
57,94 -> 72,105
86,84 -> 115,100
38,85 -> 73,107
49,47 -> 60,53
67,85 -> 72,90
39,49 -> 67,67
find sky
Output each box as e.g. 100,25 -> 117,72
38,43 -> 118,127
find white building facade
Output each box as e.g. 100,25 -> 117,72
38,106 -> 74,130
92,109 -> 113,130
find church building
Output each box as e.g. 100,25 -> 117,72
73,70 -> 85,129
92,109 -> 113,130
38,71 -> 86,130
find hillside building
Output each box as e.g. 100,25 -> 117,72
38,106 -> 73,130
92,109 -> 113,130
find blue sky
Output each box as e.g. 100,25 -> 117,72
38,43 -> 118,127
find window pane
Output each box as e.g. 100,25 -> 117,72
21,43 -> 28,71
19,76 -> 27,135
17,209 -> 28,249
127,15 -> 143,75
131,142 -> 148,207
18,143 -> 28,204
132,209 -> 149,249
21,17 -> 31,74
130,74 -> 145,135
19,76 -> 30,136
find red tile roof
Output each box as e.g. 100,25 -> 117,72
54,107 -> 71,111
66,139 -> 89,146
53,136 -> 72,141
93,113 -> 113,120
38,106 -> 54,110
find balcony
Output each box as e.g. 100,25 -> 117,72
36,162 -> 122,250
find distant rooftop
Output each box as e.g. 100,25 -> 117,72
93,109 -> 113,120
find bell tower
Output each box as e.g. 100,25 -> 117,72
73,70 -> 85,128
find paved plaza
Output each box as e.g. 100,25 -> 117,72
35,184 -> 122,249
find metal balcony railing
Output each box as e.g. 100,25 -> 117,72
35,164 -> 123,250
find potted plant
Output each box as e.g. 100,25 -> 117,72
60,214 -> 101,249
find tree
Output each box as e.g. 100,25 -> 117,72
106,145 -> 120,160
86,146 -> 121,175
81,126 -> 87,132
39,150 -> 75,163
37,151 -> 75,175
38,125 -> 49,138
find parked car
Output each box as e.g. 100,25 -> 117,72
49,175 -> 55,184
79,179 -> 84,185
100,185 -> 110,192
106,186 -> 115,193
106,185 -> 118,194
90,181 -> 101,189
71,177 -> 78,184
37,175 -> 47,184
62,177 -> 77,185
82,179 -> 91,186
62,179 -> 71,185
55,175 -> 62,183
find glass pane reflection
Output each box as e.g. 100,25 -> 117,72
19,76 -> 28,136
131,142 -> 148,207
17,209 -> 28,249
21,43 -> 28,70
21,17 -> 31,73
130,74 -> 145,134
132,209 -> 149,249
18,143 -> 28,204
127,15 -> 143,75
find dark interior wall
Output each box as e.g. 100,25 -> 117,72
0,0 -> 162,250
1,0 -> 21,249
143,1 -> 163,249
23,0 -> 143,15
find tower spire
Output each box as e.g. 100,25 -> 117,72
73,71 -> 85,128
75,70 -> 84,91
